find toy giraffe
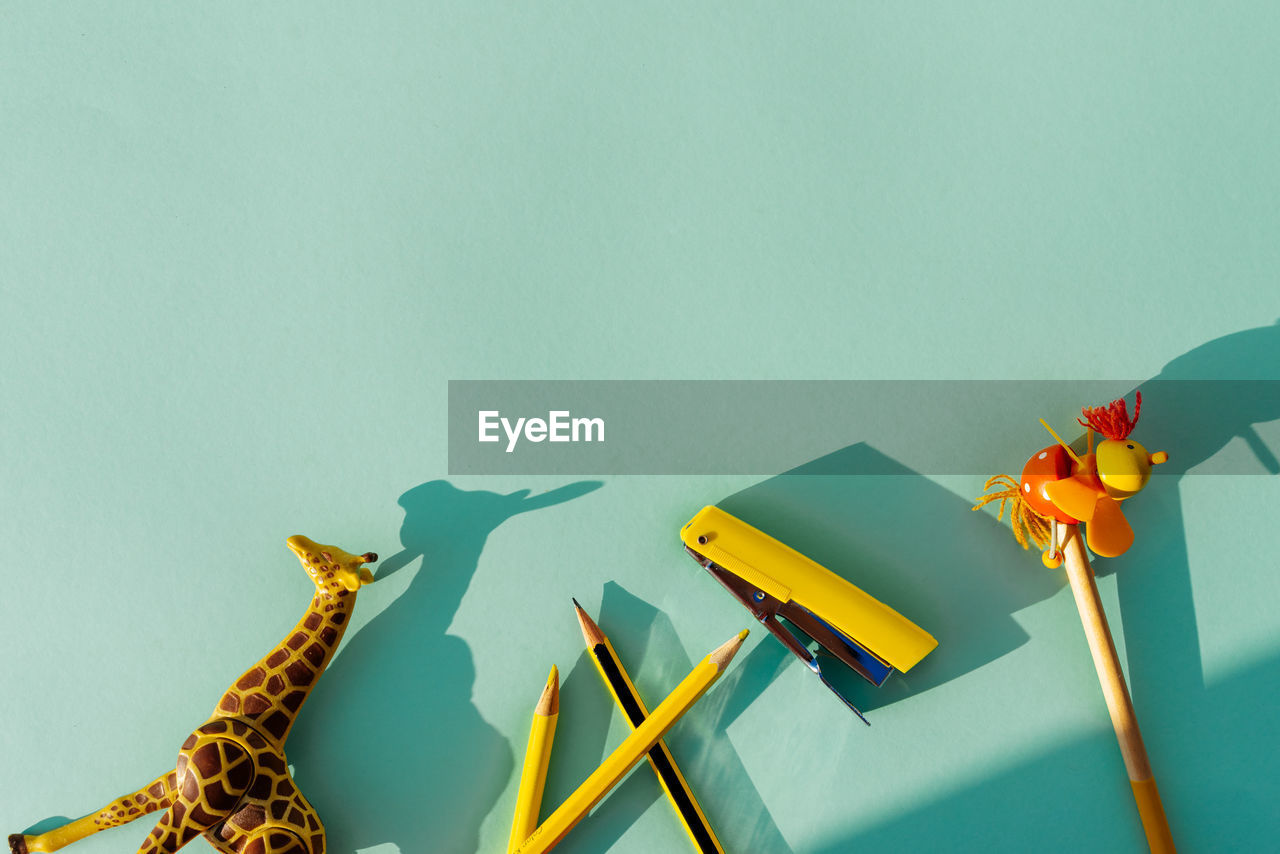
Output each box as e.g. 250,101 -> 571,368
9,536 -> 377,854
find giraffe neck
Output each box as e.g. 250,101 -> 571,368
213,585 -> 357,748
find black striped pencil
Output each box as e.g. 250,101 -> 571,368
572,598 -> 724,854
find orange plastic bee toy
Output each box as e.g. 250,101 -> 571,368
975,392 -> 1168,565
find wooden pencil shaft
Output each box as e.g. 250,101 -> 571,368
508,668 -> 559,853
1060,527 -> 1176,852
1060,527 -> 1154,781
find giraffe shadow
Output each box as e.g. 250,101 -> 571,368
288,479 -> 601,854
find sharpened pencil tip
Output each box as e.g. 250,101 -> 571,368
709,629 -> 749,669
573,598 -> 605,647
571,596 -> 582,609
536,665 -> 559,716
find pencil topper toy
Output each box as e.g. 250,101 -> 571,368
9,536 -> 377,854
972,393 -> 1177,853
974,391 -> 1168,566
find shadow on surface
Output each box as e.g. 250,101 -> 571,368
806,322 -> 1280,849
546,582 -> 795,854
289,479 -> 600,854
715,442 -> 1060,716
1120,320 -> 1280,701
685,323 -> 1279,850
16,817 -> 73,837
812,650 -> 1280,852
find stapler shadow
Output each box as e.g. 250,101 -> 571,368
711,442 -> 1059,717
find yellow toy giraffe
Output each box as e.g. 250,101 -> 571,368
9,536 -> 377,854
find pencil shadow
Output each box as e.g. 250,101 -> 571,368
714,443 -> 1059,716
289,479 -> 602,854
1091,321 -> 1280,843
1120,320 -> 1280,702
545,582 -> 796,854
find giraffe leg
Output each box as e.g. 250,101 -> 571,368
9,771 -> 177,854
134,737 -> 255,854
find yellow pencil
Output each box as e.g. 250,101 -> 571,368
573,599 -> 725,853
512,630 -> 748,854
508,665 -> 560,853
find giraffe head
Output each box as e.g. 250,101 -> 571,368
286,535 -> 377,595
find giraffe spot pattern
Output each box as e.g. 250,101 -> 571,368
189,801 -> 219,827
283,660 -> 314,686
244,694 -> 271,715
121,549 -> 367,853
248,775 -> 273,800
262,711 -> 291,739
257,752 -> 286,774
205,780 -> 239,811
237,668 -> 267,690
230,804 -> 266,832
302,643 -> 325,667
193,743 -> 225,777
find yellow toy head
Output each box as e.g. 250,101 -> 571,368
286,535 -> 377,593
1079,392 -> 1167,500
1096,438 -> 1168,498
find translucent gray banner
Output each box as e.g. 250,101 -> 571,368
447,380 -> 1280,476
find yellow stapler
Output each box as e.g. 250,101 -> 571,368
681,505 -> 937,724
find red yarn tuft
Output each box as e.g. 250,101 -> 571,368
1078,391 -> 1141,440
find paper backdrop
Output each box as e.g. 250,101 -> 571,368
3,5 -> 1278,853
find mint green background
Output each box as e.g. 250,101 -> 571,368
3,5 -> 1278,853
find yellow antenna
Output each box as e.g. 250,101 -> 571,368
1039,418 -> 1083,466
